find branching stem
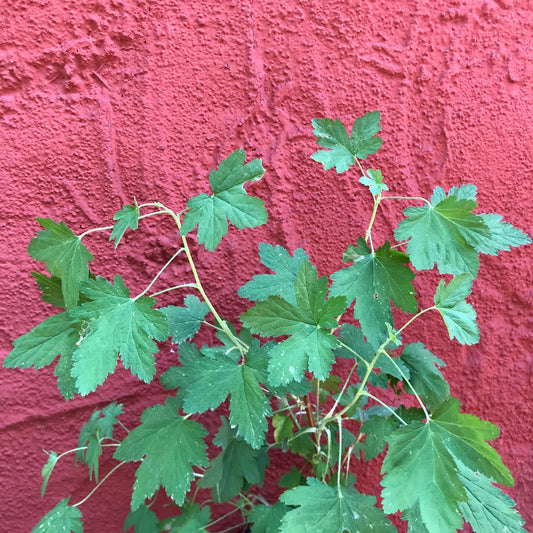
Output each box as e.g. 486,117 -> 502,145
73,461 -> 126,507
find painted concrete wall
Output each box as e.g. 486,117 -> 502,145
1,0 -> 531,531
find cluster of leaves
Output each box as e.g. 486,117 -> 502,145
5,113 -> 530,533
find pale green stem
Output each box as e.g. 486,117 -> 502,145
379,195 -> 432,207
133,248 -> 186,301
73,461 -> 126,507
78,210 -> 169,239
155,203 -> 246,356
398,306 -> 436,335
336,340 -> 369,369
327,360 -> 359,417
361,391 -> 408,425
381,352 -> 430,420
322,426 -> 332,483
337,417 -> 343,490
149,283 -> 198,298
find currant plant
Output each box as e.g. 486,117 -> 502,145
5,111 -> 530,533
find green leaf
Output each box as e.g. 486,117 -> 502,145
311,111 -> 383,173
456,460 -> 526,533
165,502 -> 210,533
4,311 -> 77,370
401,342 -> 450,409
161,295 -> 209,344
335,324 -> 409,389
31,498 -> 83,533
249,502 -> 289,533
162,340 -> 272,449
330,238 -> 416,346
180,149 -> 266,251
241,261 -> 346,385
434,274 -> 479,345
272,413 -> 294,443
381,398 -> 513,532
69,275 -> 169,394
278,466 -> 306,489
395,188 -> 491,276
475,213 -> 531,255
238,243 -> 309,305
360,416 -> 396,461
199,417 -> 266,502
123,504 -> 159,533
280,477 -> 396,532
110,202 -> 139,249
75,402 -> 124,481
41,451 -> 59,497
114,396 -> 208,510
28,218 -> 94,308
359,168 -> 389,196
32,272 -> 66,308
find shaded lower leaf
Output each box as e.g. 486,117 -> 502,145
123,504 -> 158,533
31,498 -> 83,533
280,477 -> 396,532
250,502 -> 290,533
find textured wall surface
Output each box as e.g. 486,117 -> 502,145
1,0 -> 531,531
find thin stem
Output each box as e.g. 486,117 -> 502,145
149,283 -> 198,298
390,239 -> 411,249
328,361 -> 359,417
73,461 -> 126,507
315,379 -> 321,428
365,195 -> 382,248
398,306 -> 436,335
133,248 -> 185,300
379,195 -> 432,207
78,210 -> 169,239
361,391 -> 408,425
206,506 -> 242,529
322,427 -> 332,483
336,340 -> 369,369
381,351 -> 430,420
337,417 -> 343,489
156,203 -> 246,356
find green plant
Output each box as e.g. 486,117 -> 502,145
4,111 -> 530,533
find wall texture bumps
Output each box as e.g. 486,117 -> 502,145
1,0 -> 531,531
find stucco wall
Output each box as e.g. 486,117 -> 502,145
1,0 -> 531,531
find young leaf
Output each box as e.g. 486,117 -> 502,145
381,397 -> 514,532
28,218 -> 94,308
280,477 -> 396,532
360,416 -> 396,461
311,111 -> 383,173
434,274 -> 479,345
199,417 -> 266,502
272,413 -> 294,443
75,402 -> 124,481
69,275 -> 169,394
41,450 -> 59,497
330,238 -> 416,346
162,339 -> 272,449
110,202 -> 139,249
456,460 -> 526,533
180,149 -> 266,251
249,502 -> 290,533
238,243 -> 309,305
359,168 -> 389,196
395,189 -> 490,276
400,342 -> 450,409
241,261 -> 346,385
30,498 -> 83,533
161,295 -> 209,344
114,396 -> 208,510
123,504 -> 159,533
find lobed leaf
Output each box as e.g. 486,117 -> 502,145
110,203 -> 139,249
161,295 -> 209,344
28,218 -> 94,308
69,275 -> 169,394
180,149 -> 266,251
30,498 -> 83,533
114,396 -> 208,510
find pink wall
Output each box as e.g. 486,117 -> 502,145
1,0 -> 531,531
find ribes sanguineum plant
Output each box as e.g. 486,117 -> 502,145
4,111 -> 530,533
